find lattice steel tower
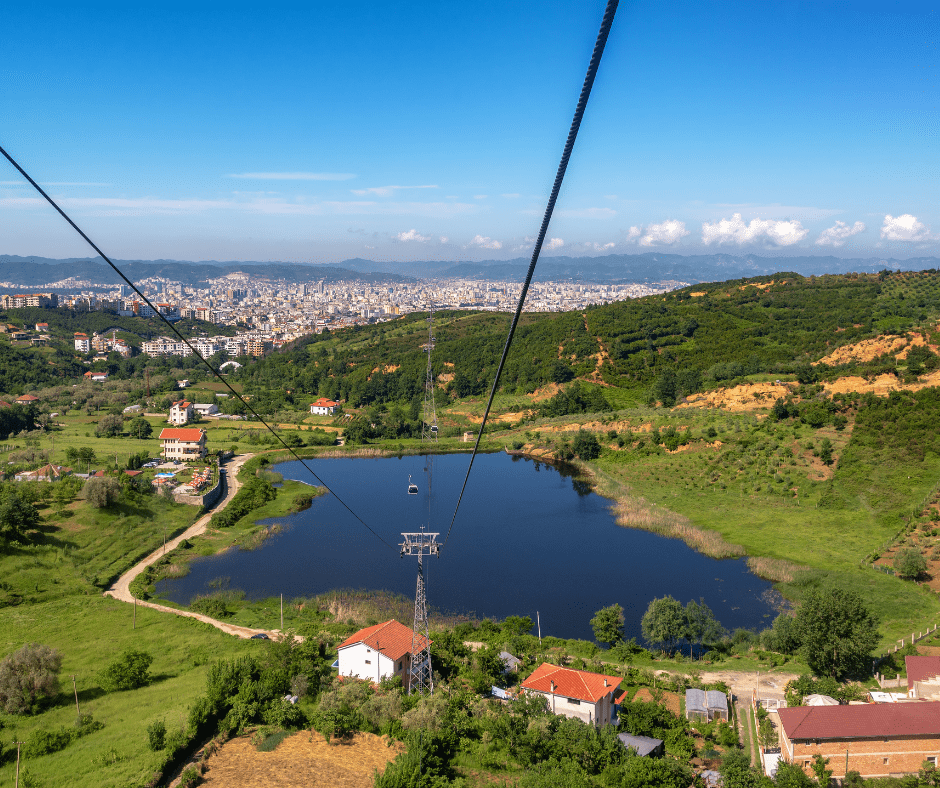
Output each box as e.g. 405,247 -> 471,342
422,307 -> 438,443
400,530 -> 439,694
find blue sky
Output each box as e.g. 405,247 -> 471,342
1,1 -> 937,264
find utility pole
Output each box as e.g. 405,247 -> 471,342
537,611 -> 542,649
15,741 -> 23,788
400,529 -> 439,695
280,593 -> 283,631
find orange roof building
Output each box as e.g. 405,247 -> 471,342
521,663 -> 622,727
337,620 -> 430,689
159,427 -> 207,461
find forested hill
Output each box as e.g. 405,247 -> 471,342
232,269 -> 940,409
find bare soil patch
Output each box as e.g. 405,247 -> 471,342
200,731 -> 404,787
823,369 -> 940,396
677,382 -> 794,413
633,687 -> 682,717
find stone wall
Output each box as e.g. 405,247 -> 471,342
173,473 -> 223,508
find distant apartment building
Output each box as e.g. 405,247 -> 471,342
1,293 -> 58,309
74,332 -> 91,353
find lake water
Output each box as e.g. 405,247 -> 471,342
156,453 -> 777,642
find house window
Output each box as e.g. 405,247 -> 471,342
883,758 -> 889,765
928,757 -> 937,766
398,661 -> 402,670
365,660 -> 371,665
568,698 -> 581,705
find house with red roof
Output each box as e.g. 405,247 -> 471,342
168,400 -> 194,425
907,655 -> 940,700
83,370 -> 109,382
777,700 -> 940,780
336,619 -> 429,689
309,397 -> 339,416
521,663 -> 622,727
159,427 -> 207,461
14,394 -> 39,406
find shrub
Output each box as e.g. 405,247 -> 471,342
147,719 -> 167,751
99,648 -> 154,692
0,643 -> 62,714
83,476 -> 121,508
894,546 -> 928,580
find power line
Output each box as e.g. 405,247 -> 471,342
0,143 -> 394,551
443,0 -> 619,548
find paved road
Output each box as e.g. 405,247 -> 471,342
104,453 -> 277,639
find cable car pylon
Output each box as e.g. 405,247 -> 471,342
400,528 -> 438,694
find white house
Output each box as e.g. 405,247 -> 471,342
168,400 -> 194,425
336,620 -> 429,688
521,663 -> 622,727
193,403 -> 219,417
309,397 -> 339,416
74,332 -> 90,353
159,427 -> 207,461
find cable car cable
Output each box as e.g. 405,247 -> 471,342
0,143 -> 395,551
443,0 -> 619,548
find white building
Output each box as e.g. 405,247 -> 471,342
193,403 -> 219,417
521,663 -> 621,727
168,400 -> 194,425
336,620 -> 429,688
74,333 -> 90,353
309,397 -> 339,416
158,427 -> 207,461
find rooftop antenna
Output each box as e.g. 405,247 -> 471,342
400,528 -> 439,694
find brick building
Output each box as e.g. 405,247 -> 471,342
777,701 -> 940,780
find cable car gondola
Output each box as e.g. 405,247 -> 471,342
407,474 -> 418,495
430,424 -> 438,435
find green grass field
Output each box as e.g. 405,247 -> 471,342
0,597 -> 258,788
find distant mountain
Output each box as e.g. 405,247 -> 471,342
1,252 -> 937,289
0,256 -> 415,289
330,253 -> 940,284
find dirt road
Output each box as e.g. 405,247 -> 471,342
104,453 -> 276,639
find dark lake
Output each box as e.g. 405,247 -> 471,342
156,453 -> 778,642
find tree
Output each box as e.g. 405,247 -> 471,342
590,604 -> 624,647
894,546 -> 927,580
572,430 -> 601,460
0,643 -> 63,714
641,596 -> 684,654
83,476 -> 121,509
94,413 -> 124,438
683,598 -> 723,657
127,417 -> 153,439
65,446 -> 97,472
819,438 -> 833,465
810,753 -> 832,786
774,761 -> 815,787
0,488 -> 41,545
99,648 -> 154,692
794,588 -> 879,679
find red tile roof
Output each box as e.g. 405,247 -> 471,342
310,398 -> 338,407
778,701 -> 940,740
521,663 -> 622,704
15,394 -> 39,402
159,428 -> 206,441
907,656 -> 940,691
337,619 -> 430,661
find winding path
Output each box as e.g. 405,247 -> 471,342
104,453 -> 276,639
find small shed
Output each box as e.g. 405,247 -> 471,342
617,733 -> 664,758
499,651 -> 522,674
686,688 -> 729,722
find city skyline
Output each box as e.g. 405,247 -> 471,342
2,1 -> 937,263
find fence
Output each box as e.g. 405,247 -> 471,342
879,622 -> 939,658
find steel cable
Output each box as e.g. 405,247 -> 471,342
0,143 -> 395,550
443,0 -> 619,547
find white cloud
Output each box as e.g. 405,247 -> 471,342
473,194 -> 488,200
501,193 -> 520,199
545,238 -> 565,250
627,226 -> 642,242
439,236 -> 449,243
640,219 -> 689,247
815,220 -> 866,247
469,234 -> 502,250
228,172 -> 356,180
590,241 -> 616,251
395,229 -> 431,243
701,213 -> 808,246
881,214 -> 933,242
351,184 -> 438,197
604,194 -> 617,200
